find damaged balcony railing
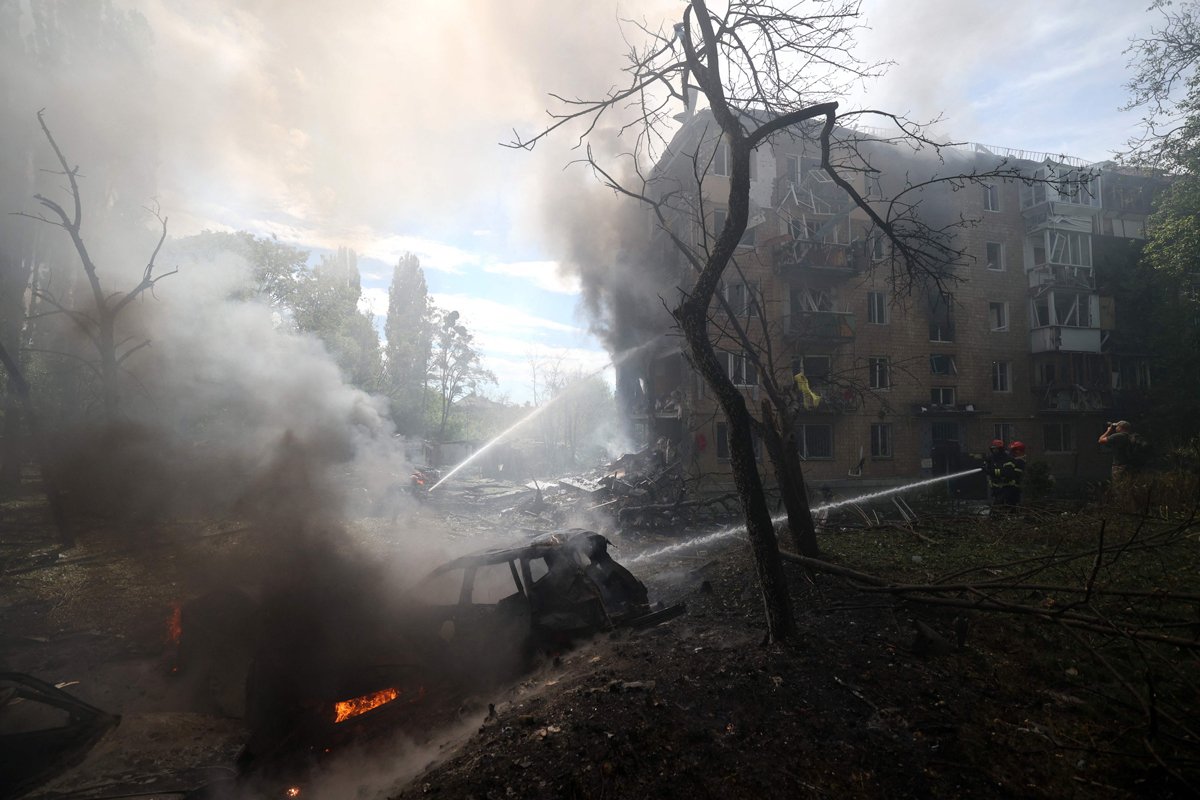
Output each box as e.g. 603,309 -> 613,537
784,310 -> 856,341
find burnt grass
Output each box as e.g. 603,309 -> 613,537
2,486 -> 1199,800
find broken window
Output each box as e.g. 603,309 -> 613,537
716,422 -> 729,459
930,386 -> 956,407
989,301 -> 1009,331
1048,232 -> 1091,267
928,291 -> 955,342
1038,362 -> 1057,385
1032,297 -> 1051,327
1043,422 -> 1075,453
785,154 -> 799,185
992,361 -> 1011,392
929,354 -> 957,376
983,183 -> 1000,211
986,242 -> 1004,271
870,422 -> 892,458
867,291 -> 888,324
791,286 -> 835,314
798,424 -> 833,459
868,357 -> 890,390
1053,292 -> 1092,327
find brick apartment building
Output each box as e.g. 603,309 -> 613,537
620,113 -> 1161,493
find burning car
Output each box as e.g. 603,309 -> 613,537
238,529 -> 678,785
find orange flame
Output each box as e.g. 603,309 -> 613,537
166,602 -> 182,646
332,687 -> 400,723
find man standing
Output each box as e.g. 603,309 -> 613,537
983,439 -> 1008,510
1098,421 -> 1137,479
1001,441 -> 1026,506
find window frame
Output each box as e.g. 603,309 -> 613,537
797,424 -> 834,460
714,140 -> 730,177
867,290 -> 889,325
992,360 -> 1011,392
1043,422 -> 1076,453
723,281 -> 760,317
870,422 -> 892,459
929,291 -> 955,343
929,354 -> 958,376
868,356 -> 891,390
930,386 -> 957,407
989,301 -> 1009,332
725,351 -> 758,387
983,183 -> 1000,212
985,241 -> 1004,271
993,423 -> 1016,444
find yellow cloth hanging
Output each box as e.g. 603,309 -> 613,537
794,372 -> 822,409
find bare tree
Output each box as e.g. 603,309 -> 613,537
511,1 -> 1077,642
15,111 -> 176,422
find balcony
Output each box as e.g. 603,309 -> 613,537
1027,263 -> 1095,292
773,238 -> 863,275
911,402 -> 982,416
1030,326 -> 1102,354
790,383 -> 859,414
784,310 -> 856,342
1034,382 -> 1111,413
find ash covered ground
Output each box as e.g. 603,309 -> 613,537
2,473 -> 1198,800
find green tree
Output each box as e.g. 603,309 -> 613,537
384,254 -> 433,434
172,230 -> 309,308
429,310 -> 495,440
293,247 -> 382,391
1123,0 -> 1200,443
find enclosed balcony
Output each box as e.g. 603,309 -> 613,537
773,238 -> 863,276
1020,165 -> 1102,215
784,310 -> 856,342
1030,326 -> 1102,354
1034,382 -> 1111,413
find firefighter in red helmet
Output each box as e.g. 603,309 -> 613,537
983,439 -> 1008,508
1001,441 -> 1027,507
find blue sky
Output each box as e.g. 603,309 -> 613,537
128,0 -> 1160,402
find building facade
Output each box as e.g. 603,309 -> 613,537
623,118 -> 1160,493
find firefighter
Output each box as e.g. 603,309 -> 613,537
1001,441 -> 1026,507
983,439 -> 1008,508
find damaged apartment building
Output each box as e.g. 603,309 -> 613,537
619,111 -> 1163,491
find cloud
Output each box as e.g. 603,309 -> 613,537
483,260 -> 580,294
430,293 -> 581,337
358,286 -> 389,318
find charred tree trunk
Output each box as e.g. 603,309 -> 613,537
675,296 -> 795,640
670,101 -> 795,639
0,340 -> 72,547
762,402 -> 819,557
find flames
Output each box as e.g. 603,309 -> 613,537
166,602 -> 182,645
332,687 -> 400,723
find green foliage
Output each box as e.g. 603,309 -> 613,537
292,247 -> 383,392
174,230 -> 309,308
429,309 -> 495,440
383,254 -> 433,434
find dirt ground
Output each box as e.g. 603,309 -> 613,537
2,485 -> 1197,800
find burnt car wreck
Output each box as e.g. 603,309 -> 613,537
239,528 -> 681,790
3,529 -> 680,798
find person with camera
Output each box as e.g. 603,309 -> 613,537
1098,420 -> 1142,479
